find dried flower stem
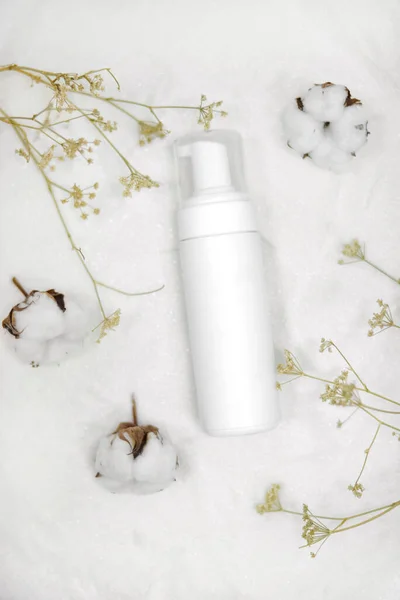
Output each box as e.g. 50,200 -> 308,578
304,372 -> 400,432
257,484 -> 400,556
74,91 -> 226,124
348,423 -> 381,498
304,371 -> 400,417
259,493 -> 399,524
96,281 -> 164,296
278,355 -> 400,412
71,101 -> 137,173
339,239 -> 400,286
329,340 -> 368,390
363,259 -> 400,285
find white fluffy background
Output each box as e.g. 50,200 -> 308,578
1,1 -> 400,598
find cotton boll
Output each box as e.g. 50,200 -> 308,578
131,433 -> 178,487
16,292 -> 66,341
283,83 -> 367,170
13,337 -> 46,366
95,397 -> 179,494
329,105 -> 369,153
309,137 -> 351,170
282,105 -> 323,154
302,84 -> 348,122
2,283 -> 92,365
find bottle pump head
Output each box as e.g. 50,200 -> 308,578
174,130 -> 246,202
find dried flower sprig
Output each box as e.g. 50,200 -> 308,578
277,340 -> 400,499
270,242 -> 400,554
367,299 -> 400,337
0,64 -> 226,340
339,239 -> 400,286
59,182 -> 100,219
257,484 -> 400,557
273,339 -> 400,552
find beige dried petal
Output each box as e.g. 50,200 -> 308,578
344,86 -> 362,107
42,289 -> 66,312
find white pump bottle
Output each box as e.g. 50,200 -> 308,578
175,130 -> 279,436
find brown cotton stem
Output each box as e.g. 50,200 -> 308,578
131,395 -> 138,426
12,277 -> 29,298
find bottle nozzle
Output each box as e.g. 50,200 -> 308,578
174,130 -> 245,202
177,140 -> 233,195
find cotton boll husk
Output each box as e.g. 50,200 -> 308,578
329,104 -> 369,153
309,137 -> 351,170
282,104 -> 323,154
16,292 -> 66,341
302,84 -> 348,122
131,432 -> 178,487
95,435 -> 135,483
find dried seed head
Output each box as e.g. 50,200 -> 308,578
341,239 -> 364,260
39,145 -> 56,169
15,148 -> 31,163
94,309 -> 121,343
302,504 -> 331,548
367,299 -> 397,336
320,370 -> 356,406
277,350 -> 303,376
256,484 -> 282,514
348,483 -> 365,498
62,137 -> 88,159
60,183 -> 100,218
138,120 -> 169,145
119,172 -> 159,197
197,95 -> 226,130
319,338 -> 333,353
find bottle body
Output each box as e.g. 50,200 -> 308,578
179,216 -> 279,435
